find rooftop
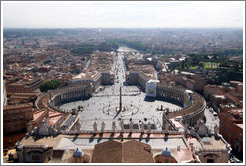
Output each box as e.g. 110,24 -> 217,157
33,111 -> 46,121
235,123 -> 243,129
213,95 -> 226,99
3,103 -> 33,111
72,71 -> 100,80
180,71 -> 195,76
202,136 -> 228,149
91,139 -> 154,163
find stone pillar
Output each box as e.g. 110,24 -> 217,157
112,121 -> 116,133
120,120 -> 124,133
140,122 -> 144,132
129,121 -> 133,133
93,122 -> 97,133
147,122 -> 151,134
101,122 -> 105,133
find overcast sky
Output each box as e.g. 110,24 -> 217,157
2,1 -> 245,28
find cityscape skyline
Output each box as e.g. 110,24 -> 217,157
2,1 -> 245,28
2,1 -> 244,164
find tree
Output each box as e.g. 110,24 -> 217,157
111,41 -> 119,49
39,80 -> 61,92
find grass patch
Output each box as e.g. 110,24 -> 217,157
189,66 -> 199,69
203,62 -> 220,69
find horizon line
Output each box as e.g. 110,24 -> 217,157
3,27 -> 243,29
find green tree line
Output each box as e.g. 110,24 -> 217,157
70,44 -> 97,56
108,39 -> 148,52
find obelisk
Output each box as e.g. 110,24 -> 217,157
119,85 -> 122,111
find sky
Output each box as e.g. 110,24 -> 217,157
2,1 -> 245,28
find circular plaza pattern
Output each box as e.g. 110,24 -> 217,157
102,104 -> 139,117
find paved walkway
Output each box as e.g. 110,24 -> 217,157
204,107 -> 219,132
57,134 -> 188,150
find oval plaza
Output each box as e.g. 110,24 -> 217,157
42,50 -> 205,132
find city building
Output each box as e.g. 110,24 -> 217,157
3,103 -> 34,134
2,27 -> 243,164
7,92 -> 38,105
69,52 -> 115,90
6,78 -> 43,93
69,71 -> 114,90
11,127 -> 230,163
126,71 -> 151,91
169,71 -> 205,93
146,79 -> 159,97
219,108 -> 243,153
3,80 -> 8,106
204,82 -> 243,113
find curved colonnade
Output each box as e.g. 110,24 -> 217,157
156,85 -> 186,107
35,84 -> 93,114
156,84 -> 206,127
166,92 -> 206,127
50,84 -> 93,107
49,84 -> 93,113
36,82 -> 205,128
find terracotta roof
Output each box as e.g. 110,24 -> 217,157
49,111 -> 62,118
175,149 -> 194,162
33,110 -> 46,121
224,93 -> 243,107
49,115 -> 62,125
221,111 -> 234,119
3,102 -> 33,110
235,123 -> 243,129
9,92 -> 38,96
229,109 -> 243,115
91,139 -> 154,163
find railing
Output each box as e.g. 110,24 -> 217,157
54,113 -> 69,129
194,132 -> 204,148
197,148 -> 230,153
61,129 -> 184,135
47,98 -> 71,114
163,114 -> 178,131
67,114 -> 80,131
